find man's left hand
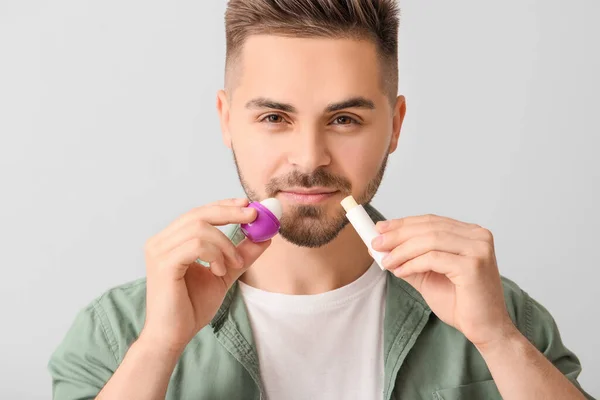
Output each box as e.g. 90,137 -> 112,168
372,214 -> 518,348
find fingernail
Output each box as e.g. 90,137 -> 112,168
377,220 -> 389,230
243,207 -> 254,214
372,235 -> 383,248
382,253 -> 391,267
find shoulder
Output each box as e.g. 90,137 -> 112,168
497,275 -> 530,334
497,275 -> 557,344
57,278 -> 148,363
48,278 -> 149,396
87,278 -> 149,356
452,275 -> 584,379
495,276 -> 589,395
92,277 -> 148,323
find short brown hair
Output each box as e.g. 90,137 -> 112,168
224,0 -> 400,104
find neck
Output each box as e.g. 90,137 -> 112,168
239,224 -> 374,295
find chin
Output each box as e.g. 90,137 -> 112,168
277,206 -> 349,248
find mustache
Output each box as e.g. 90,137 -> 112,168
265,169 -> 352,196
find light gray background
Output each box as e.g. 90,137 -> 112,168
1,0 -> 598,398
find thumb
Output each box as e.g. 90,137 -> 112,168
223,238 -> 271,288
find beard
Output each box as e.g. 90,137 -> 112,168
232,151 -> 389,248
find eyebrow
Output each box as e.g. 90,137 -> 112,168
325,97 -> 375,113
245,96 -> 376,114
245,98 -> 297,113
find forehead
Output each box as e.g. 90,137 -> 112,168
231,35 -> 385,109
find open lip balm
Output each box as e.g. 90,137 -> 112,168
341,195 -> 389,270
195,198 -> 282,267
240,197 -> 282,242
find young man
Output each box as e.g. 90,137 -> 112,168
49,1 -> 594,399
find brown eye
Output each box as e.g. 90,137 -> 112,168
263,114 -> 284,123
333,116 -> 357,125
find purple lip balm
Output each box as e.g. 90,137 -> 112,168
240,198 -> 282,242
194,198 -> 282,267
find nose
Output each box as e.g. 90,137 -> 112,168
286,126 -> 331,173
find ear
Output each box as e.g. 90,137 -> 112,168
388,95 -> 406,154
216,90 -> 232,149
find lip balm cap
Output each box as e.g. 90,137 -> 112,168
240,197 -> 282,242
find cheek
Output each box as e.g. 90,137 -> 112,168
230,117 -> 276,157
333,133 -> 388,186
231,134 -> 279,187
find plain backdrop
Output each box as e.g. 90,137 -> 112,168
1,0 -> 598,398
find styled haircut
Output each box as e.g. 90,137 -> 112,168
224,0 -> 400,104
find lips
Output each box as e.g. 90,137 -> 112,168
279,189 -> 339,204
281,187 -> 338,195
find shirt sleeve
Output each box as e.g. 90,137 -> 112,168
524,292 -> 596,400
48,301 -> 119,400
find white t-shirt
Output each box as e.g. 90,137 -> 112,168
238,262 -> 387,400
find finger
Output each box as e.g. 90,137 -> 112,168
392,250 -> 463,278
376,214 -> 475,234
166,198 -> 248,234
206,197 -> 249,207
381,232 -> 478,271
169,199 -> 250,230
223,238 -> 271,288
372,221 -> 487,252
155,221 -> 243,269
155,239 -> 224,280
155,204 -> 256,243
207,258 -> 227,277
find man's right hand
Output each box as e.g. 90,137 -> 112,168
139,197 -> 270,354
95,198 -> 270,400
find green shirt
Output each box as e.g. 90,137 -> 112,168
48,206 -> 594,399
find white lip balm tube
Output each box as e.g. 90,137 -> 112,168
341,195 -> 389,270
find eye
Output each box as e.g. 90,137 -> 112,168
332,115 -> 359,125
260,114 -> 286,124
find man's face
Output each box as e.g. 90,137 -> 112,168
218,35 -> 405,248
